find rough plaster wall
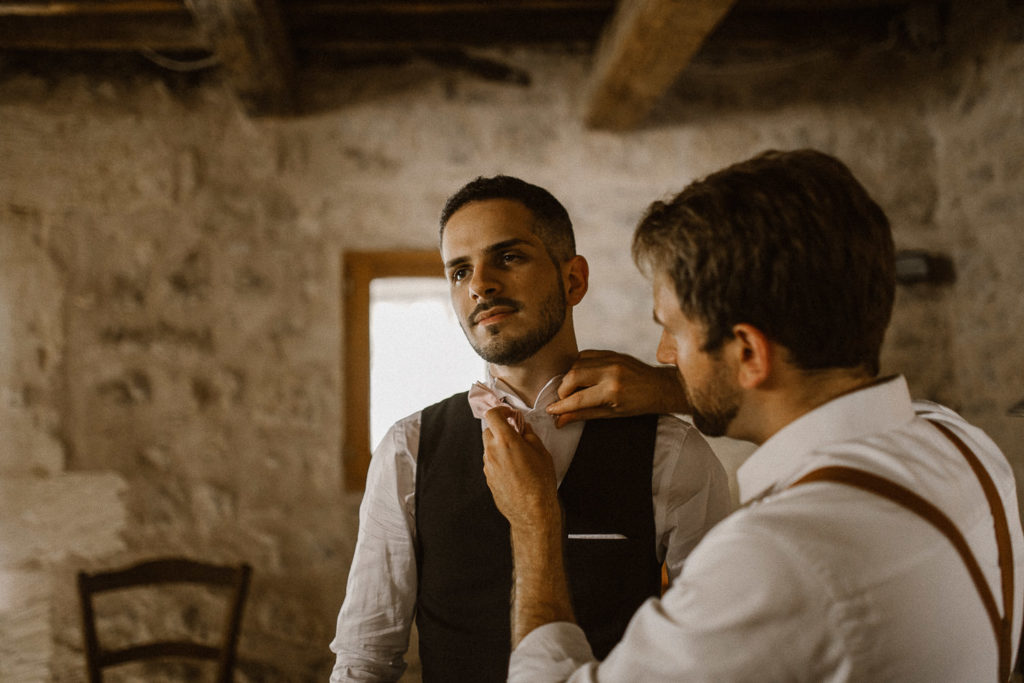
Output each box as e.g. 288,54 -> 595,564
0,206 -> 65,477
929,0 -> 1024,485
0,0 -> 1022,679
0,75 -> 354,679
0,205 -> 128,680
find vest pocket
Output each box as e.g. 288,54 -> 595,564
565,535 -> 644,610
564,535 -> 655,659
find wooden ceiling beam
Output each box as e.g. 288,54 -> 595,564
184,0 -> 295,115
293,19 -> 611,49
709,6 -> 898,45
0,15 -> 202,51
292,0 -> 615,13
583,0 -> 738,130
738,0 -> 925,8
0,2 -> 183,17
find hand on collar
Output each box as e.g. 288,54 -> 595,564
468,382 -> 526,433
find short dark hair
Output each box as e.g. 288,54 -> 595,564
633,149 -> 895,375
439,175 -> 576,263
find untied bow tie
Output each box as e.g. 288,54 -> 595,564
467,382 -> 526,433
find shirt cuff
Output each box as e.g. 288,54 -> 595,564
508,622 -> 595,683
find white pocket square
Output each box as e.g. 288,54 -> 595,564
567,533 -> 627,540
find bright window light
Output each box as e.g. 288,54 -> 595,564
369,277 -> 485,450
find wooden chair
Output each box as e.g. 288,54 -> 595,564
77,557 -> 252,683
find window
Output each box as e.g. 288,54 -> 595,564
369,277 -> 484,450
342,251 -> 482,491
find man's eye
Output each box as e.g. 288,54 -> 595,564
502,253 -> 522,264
450,268 -> 469,282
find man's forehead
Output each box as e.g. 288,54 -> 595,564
441,200 -> 542,257
446,197 -> 533,225
652,273 -> 685,324
652,272 -> 675,303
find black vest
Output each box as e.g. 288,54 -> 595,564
415,391 -> 661,683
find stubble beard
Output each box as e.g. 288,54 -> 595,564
687,356 -> 741,437
464,281 -> 567,366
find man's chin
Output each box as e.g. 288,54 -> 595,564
472,337 -> 538,366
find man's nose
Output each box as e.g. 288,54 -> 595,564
469,265 -> 500,300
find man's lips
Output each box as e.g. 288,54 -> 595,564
473,306 -> 517,326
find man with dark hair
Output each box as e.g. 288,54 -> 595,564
440,174 -> 576,265
483,150 -> 1024,681
329,175 -> 730,682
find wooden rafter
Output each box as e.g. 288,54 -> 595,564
0,2 -> 183,15
0,1 -> 200,51
583,0 -> 738,130
0,17 -> 201,51
0,0 -> 935,121
184,0 -> 295,115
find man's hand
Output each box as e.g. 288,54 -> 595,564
482,406 -> 561,529
481,406 -> 575,648
547,350 -> 691,427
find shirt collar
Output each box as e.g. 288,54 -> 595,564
485,368 -> 564,415
737,375 -> 916,505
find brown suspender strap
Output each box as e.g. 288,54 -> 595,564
929,420 -> 1015,682
789,420 -> 1013,682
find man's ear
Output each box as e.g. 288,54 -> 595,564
730,323 -> 772,389
564,255 -> 589,306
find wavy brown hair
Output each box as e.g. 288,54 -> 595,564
633,149 -> 894,376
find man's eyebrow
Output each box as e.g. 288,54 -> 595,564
443,255 -> 469,270
444,238 -> 532,270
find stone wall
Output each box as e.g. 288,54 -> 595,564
1,204 -> 129,680
931,0 -> 1024,485
1,0 -> 1022,679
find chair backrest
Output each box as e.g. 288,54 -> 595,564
77,557 -> 252,683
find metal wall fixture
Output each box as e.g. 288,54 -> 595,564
894,250 -> 956,286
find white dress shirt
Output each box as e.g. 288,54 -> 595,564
509,375 -> 1024,682
330,373 -> 731,682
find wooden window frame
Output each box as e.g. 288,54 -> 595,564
342,250 -> 444,491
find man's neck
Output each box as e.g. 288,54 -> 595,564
737,366 -> 878,444
489,345 -> 579,409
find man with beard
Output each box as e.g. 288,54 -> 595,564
482,150 -> 1024,682
329,176 -> 730,682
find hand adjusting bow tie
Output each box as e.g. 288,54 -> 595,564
467,382 -> 526,434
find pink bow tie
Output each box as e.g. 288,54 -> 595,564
467,382 -> 526,433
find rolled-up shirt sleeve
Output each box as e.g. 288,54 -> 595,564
509,622 -> 599,683
330,414 -> 420,682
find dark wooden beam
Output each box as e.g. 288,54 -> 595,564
707,6 -> 900,47
0,1 -> 184,16
288,2 -> 615,50
0,2 -> 201,51
184,0 -> 295,115
737,0 -> 922,8
293,1 -> 615,12
583,0 -> 738,130
0,15 -> 201,50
